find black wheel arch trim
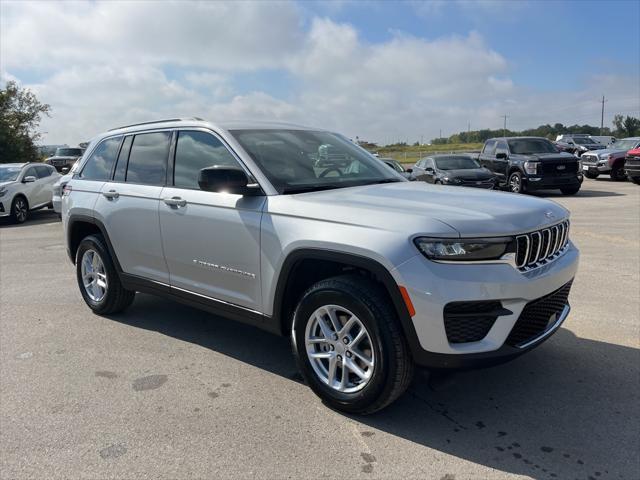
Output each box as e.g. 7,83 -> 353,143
66,214 -> 122,272
272,248 -> 424,362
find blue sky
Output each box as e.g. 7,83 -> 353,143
1,0 -> 638,144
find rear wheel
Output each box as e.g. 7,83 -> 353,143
10,196 -> 29,224
76,234 -> 135,315
291,275 -> 413,414
610,166 -> 627,181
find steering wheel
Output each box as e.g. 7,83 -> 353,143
319,167 -> 343,178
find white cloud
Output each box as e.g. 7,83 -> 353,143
1,1 -> 638,146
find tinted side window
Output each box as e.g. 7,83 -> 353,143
24,167 -> 37,179
81,137 -> 122,180
113,136 -> 133,182
483,140 -> 496,155
35,165 -> 53,178
496,141 -> 508,155
126,132 -> 170,185
174,131 -> 239,189
426,158 -> 435,169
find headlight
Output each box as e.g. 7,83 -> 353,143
0,187 -> 6,197
443,177 -> 461,184
524,161 -> 539,175
414,237 -> 514,262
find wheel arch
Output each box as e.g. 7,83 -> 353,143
272,248 -> 420,360
67,214 -> 122,271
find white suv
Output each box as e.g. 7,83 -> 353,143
63,119 -> 579,413
0,162 -> 59,223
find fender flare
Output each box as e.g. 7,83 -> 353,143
66,214 -> 122,272
272,248 -> 422,361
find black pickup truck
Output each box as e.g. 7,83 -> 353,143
477,137 -> 583,195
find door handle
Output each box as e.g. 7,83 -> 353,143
163,196 -> 187,208
103,189 -> 119,199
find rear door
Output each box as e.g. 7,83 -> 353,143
94,131 -> 170,284
479,140 -> 496,171
494,140 -> 510,180
159,129 -> 265,312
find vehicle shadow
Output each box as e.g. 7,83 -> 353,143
0,209 -> 60,228
109,294 -> 639,479
533,188 -> 624,198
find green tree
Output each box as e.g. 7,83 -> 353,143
0,81 -> 51,163
613,115 -> 640,137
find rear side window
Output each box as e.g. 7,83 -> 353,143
81,137 -> 122,180
496,141 -> 508,155
174,131 -> 239,189
483,140 -> 497,155
126,132 -> 170,185
113,136 -> 133,182
35,165 -> 54,178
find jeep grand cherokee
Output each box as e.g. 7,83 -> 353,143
62,119 -> 579,414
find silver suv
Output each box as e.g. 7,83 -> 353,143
62,119 -> 579,414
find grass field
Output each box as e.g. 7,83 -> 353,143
366,143 -> 483,164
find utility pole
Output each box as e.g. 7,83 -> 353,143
439,129 -> 442,140
501,115 -> 509,137
468,121 -> 471,134
600,95 -> 607,134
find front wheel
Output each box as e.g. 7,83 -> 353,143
291,275 -> 413,414
610,166 -> 627,181
76,234 -> 135,315
629,176 -> 640,185
508,171 -> 525,194
10,196 -> 29,224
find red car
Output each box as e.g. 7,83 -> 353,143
625,148 -> 640,184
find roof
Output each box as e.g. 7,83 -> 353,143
486,136 -> 551,141
1,163 -> 27,168
106,118 -> 319,136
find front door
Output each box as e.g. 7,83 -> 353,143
159,129 -> 265,312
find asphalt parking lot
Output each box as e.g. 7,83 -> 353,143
1,178 -> 638,480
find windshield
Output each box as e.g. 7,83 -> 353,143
508,139 -> 558,154
435,156 -> 480,170
612,139 -> 639,151
0,166 -> 22,182
573,137 -> 597,145
229,129 -> 403,193
55,148 -> 82,156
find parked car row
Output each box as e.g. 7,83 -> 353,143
0,163 -> 60,223
580,137 -> 640,181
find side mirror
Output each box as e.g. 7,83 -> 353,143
405,168 -> 413,173
496,152 -> 507,159
425,167 -> 435,174
23,175 -> 36,183
198,166 -> 261,195
61,167 -> 70,174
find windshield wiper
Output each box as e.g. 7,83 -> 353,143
364,178 -> 403,185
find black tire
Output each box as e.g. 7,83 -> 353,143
629,176 -> 640,185
75,234 -> 135,315
560,186 -> 580,195
508,171 -> 526,194
434,179 -> 442,185
584,171 -> 599,179
610,166 -> 627,181
10,195 -> 29,224
291,275 -> 414,414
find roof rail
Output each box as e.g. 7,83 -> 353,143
107,117 -> 205,132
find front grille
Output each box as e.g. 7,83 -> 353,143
460,179 -> 495,188
444,301 -> 511,344
581,154 -> 599,165
506,280 -> 573,347
541,161 -> 578,174
515,220 -> 570,271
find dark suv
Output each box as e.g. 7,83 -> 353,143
45,147 -> 84,172
478,137 -> 583,195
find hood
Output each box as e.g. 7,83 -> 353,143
266,181 -> 569,238
584,146 -> 633,156
440,168 -> 494,180
511,152 -> 578,163
0,181 -> 16,189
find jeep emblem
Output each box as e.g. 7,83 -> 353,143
545,211 -> 555,219
557,165 -> 566,170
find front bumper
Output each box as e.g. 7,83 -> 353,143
392,242 -> 579,369
525,174 -> 583,190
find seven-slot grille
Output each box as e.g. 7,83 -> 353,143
515,220 -> 570,270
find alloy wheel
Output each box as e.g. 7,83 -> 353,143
81,249 -> 108,302
14,198 -> 28,223
509,174 -> 521,193
304,305 -> 375,393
